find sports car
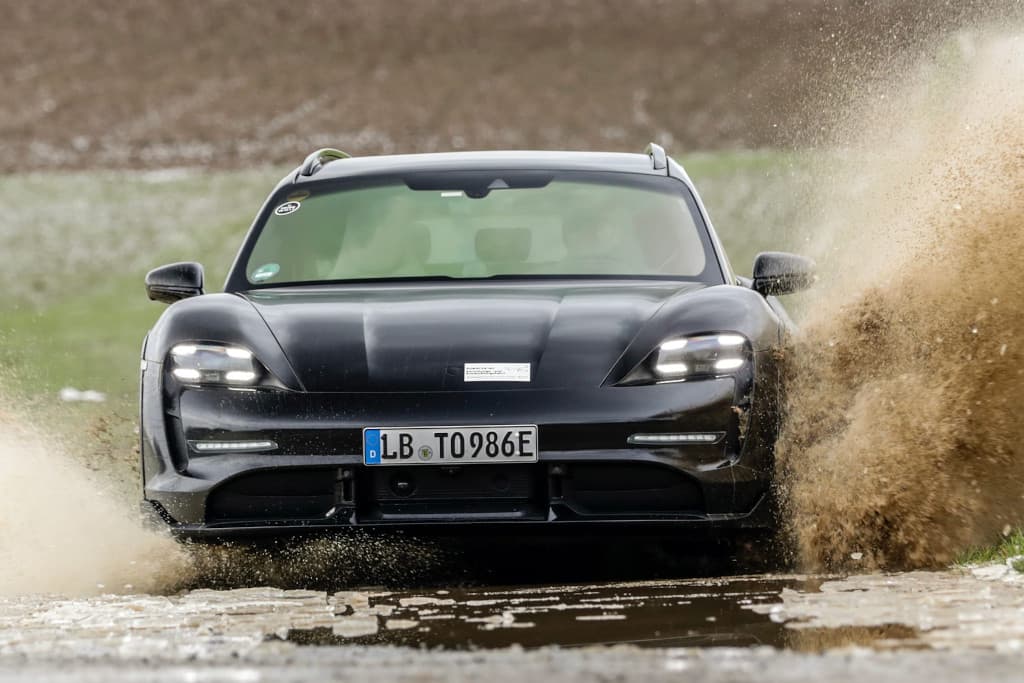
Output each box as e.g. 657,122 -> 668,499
139,144 -> 814,539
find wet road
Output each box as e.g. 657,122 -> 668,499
1,575 -> 822,658
3,556 -> 1024,682
274,575 -> 826,650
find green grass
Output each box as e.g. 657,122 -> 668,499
0,152 -> 812,480
0,168 -> 277,492
955,530 -> 1024,568
0,168 -> 271,399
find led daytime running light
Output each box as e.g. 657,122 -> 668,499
627,433 -> 724,445
191,440 -> 278,453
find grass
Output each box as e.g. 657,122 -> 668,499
0,169 -> 269,397
955,530 -> 1024,569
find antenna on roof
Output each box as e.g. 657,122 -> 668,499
299,148 -> 352,177
644,142 -> 667,171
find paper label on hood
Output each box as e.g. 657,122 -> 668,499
464,363 -> 531,383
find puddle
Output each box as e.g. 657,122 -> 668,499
15,570 -> 1017,663
269,576 -> 918,650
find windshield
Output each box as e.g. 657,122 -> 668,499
242,171 -> 721,286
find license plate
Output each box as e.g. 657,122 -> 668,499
363,425 -> 538,466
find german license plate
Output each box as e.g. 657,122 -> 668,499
363,425 -> 538,466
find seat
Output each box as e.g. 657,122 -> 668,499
472,228 -> 533,276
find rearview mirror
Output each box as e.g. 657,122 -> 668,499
145,262 -> 205,304
752,252 -> 816,296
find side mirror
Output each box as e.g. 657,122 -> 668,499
145,262 -> 204,304
752,252 -> 816,296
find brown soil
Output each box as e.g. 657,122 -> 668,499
0,0 -> 999,171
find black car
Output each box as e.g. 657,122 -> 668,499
140,144 -> 813,540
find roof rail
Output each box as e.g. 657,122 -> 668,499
299,148 -> 352,177
644,142 -> 667,171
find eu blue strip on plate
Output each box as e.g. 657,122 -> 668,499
364,429 -> 381,464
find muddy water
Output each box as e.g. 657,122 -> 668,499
7,565 -> 1024,668
0,575 -> 908,660
8,562 -> 1024,683
286,576 -> 824,650
0,410 -> 189,597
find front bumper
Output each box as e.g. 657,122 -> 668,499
141,371 -> 778,538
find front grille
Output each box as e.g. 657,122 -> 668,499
203,461 -> 708,526
561,463 -> 705,516
205,468 -> 336,524
360,464 -> 545,520
368,465 -> 535,501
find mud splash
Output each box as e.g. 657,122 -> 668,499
777,29 -> 1024,570
180,535 -> 450,592
0,401 -> 449,596
0,406 -> 188,596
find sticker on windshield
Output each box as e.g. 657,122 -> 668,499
274,201 -> 301,216
251,263 -> 281,282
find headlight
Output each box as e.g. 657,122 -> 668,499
618,333 -> 750,385
653,333 -> 748,379
169,343 -> 261,386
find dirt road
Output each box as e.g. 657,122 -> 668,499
2,564 -> 1022,681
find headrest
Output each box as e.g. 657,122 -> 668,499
475,228 -> 532,263
407,222 -> 432,261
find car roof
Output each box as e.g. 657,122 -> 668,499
294,150 -> 665,183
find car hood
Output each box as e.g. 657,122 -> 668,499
242,281 -> 706,392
